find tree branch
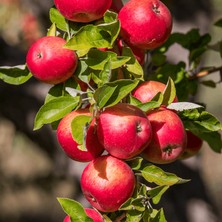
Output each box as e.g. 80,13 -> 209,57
189,66 -> 222,79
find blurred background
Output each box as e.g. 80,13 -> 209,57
0,0 -> 222,221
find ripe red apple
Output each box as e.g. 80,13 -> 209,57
57,109 -> 104,162
26,36 -> 78,85
132,80 -> 178,103
110,0 -> 124,13
118,0 -> 172,49
54,0 -> 112,23
142,108 -> 186,164
97,103 -> 152,159
81,155 -> 136,212
180,131 -> 203,159
64,208 -> 104,222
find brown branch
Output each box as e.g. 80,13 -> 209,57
114,212 -> 127,222
189,66 -> 222,80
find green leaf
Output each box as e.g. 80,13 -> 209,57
162,77 -> 176,106
126,157 -> 144,171
75,60 -> 92,83
34,96 -> 80,130
126,210 -> 143,222
140,164 -> 189,186
47,22 -> 57,36
137,92 -> 163,112
150,208 -> 167,222
122,47 -> 144,79
214,18 -> 222,27
85,49 -> 130,71
94,84 -> 117,108
94,79 -> 139,108
0,65 -> 32,85
57,198 -> 93,222
192,131 -> 222,153
71,115 -> 92,151
97,18 -> 120,46
148,186 -> 169,204
103,10 -> 118,23
65,25 -> 112,56
201,80 -> 217,88
49,8 -> 68,32
180,109 -> 222,132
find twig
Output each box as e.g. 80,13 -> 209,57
189,66 -> 222,79
114,212 -> 127,222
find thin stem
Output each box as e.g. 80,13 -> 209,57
189,66 -> 222,80
114,212 -> 126,222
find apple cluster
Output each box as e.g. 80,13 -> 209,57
24,0 -> 204,221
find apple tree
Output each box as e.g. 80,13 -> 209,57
0,0 -> 222,221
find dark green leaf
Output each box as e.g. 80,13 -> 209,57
136,92 -> 163,112
94,79 -> 139,108
126,157 -> 144,171
0,65 -> 32,85
122,47 -> 144,80
201,80 -> 217,88
148,186 -> 169,204
57,198 -> 93,222
94,84 -> 117,108
34,96 -> 80,130
71,115 -> 92,151
214,18 -> 222,27
150,208 -> 167,222
126,210 -> 143,222
162,77 -> 177,106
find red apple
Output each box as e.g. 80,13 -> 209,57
81,155 -> 136,212
64,208 -> 104,222
118,0 -> 172,49
142,108 -> 186,164
57,109 -> 104,162
110,0 -> 124,13
26,36 -> 78,85
132,80 -> 178,103
180,131 -> 203,159
97,103 -> 152,159
54,0 -> 112,23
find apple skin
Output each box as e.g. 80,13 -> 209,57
97,103 -> 152,159
110,0 -> 124,13
180,131 -> 203,159
118,0 -> 172,49
64,208 -> 104,222
54,0 -> 112,23
132,80 -> 178,103
57,109 -> 104,162
81,155 -> 136,212
142,108 -> 187,164
26,36 -> 78,85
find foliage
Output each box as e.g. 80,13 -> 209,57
1,5 -> 222,222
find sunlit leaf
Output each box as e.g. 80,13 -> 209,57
34,96 -> 80,130
57,198 -> 93,222
0,65 -> 32,85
